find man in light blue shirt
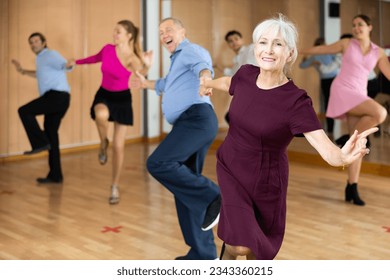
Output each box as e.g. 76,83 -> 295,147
137,17 -> 221,260
12,32 -> 72,184
155,38 -> 214,124
35,48 -> 71,96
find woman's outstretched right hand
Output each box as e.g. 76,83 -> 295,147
66,59 -> 75,69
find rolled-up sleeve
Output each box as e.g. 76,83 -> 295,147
184,46 -> 214,78
155,78 -> 166,96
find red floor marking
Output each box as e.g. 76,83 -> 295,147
382,226 -> 390,233
101,226 -> 123,233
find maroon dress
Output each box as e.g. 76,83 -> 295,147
216,65 -> 322,259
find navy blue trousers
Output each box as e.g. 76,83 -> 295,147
147,103 -> 220,259
18,90 -> 70,180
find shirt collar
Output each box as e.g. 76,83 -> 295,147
171,39 -> 189,57
37,48 -> 48,57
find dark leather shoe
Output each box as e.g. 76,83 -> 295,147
201,195 -> 221,231
36,177 -> 63,184
24,144 -> 51,155
175,255 -> 190,260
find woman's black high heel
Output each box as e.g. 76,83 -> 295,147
345,182 -> 365,206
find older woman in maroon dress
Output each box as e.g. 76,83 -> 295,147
200,14 -> 377,260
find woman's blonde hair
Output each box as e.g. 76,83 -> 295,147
118,20 -> 143,62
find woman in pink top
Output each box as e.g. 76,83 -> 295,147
69,20 -> 152,204
302,14 -> 390,206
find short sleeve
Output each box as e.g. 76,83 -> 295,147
229,74 -> 237,96
182,45 -> 214,78
155,78 -> 165,96
289,92 -> 322,136
49,50 -> 67,70
229,65 -> 245,96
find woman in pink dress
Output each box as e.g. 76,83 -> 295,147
200,14 -> 376,260
302,14 -> 390,206
68,20 -> 153,204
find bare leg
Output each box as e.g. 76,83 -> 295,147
223,244 -> 256,260
94,104 -> 110,150
346,115 -> 362,183
346,99 -> 387,184
343,99 -> 387,205
112,122 -> 128,186
221,244 -> 237,260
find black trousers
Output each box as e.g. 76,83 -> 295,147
367,77 -> 380,99
18,90 -> 70,180
379,72 -> 390,95
321,77 -> 335,133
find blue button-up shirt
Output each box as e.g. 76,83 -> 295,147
155,39 -> 214,124
36,48 -> 71,96
299,54 -> 339,79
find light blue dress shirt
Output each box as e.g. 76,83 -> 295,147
155,39 -> 214,124
299,54 -> 339,79
36,48 -> 71,96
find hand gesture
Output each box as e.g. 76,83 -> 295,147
340,127 -> 378,165
66,59 -> 75,69
199,76 -> 213,97
142,50 -> 154,69
134,71 -> 147,89
11,59 -> 23,74
129,72 -> 142,89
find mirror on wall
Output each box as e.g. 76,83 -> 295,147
376,0 -> 390,137
371,0 -> 390,165
288,0 -> 390,169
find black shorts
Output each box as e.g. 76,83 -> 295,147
90,87 -> 133,125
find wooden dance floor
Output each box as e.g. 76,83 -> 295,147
0,140 -> 389,260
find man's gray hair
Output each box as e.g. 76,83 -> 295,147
160,17 -> 184,28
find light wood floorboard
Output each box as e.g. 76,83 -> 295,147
0,142 -> 389,260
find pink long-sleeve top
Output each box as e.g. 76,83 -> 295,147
76,44 -> 131,92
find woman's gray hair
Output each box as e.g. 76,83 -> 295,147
252,13 -> 298,76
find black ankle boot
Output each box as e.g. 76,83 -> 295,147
345,182 -> 365,206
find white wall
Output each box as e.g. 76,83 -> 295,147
324,0 -> 341,44
143,0 -> 173,136
161,0 -> 173,133
323,0 -> 343,139
144,0 -> 162,138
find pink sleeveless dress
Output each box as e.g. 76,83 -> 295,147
326,39 -> 379,119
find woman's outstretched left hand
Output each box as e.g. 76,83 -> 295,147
340,127 -> 379,165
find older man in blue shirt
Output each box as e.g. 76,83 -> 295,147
12,32 -> 72,184
137,17 -> 221,260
